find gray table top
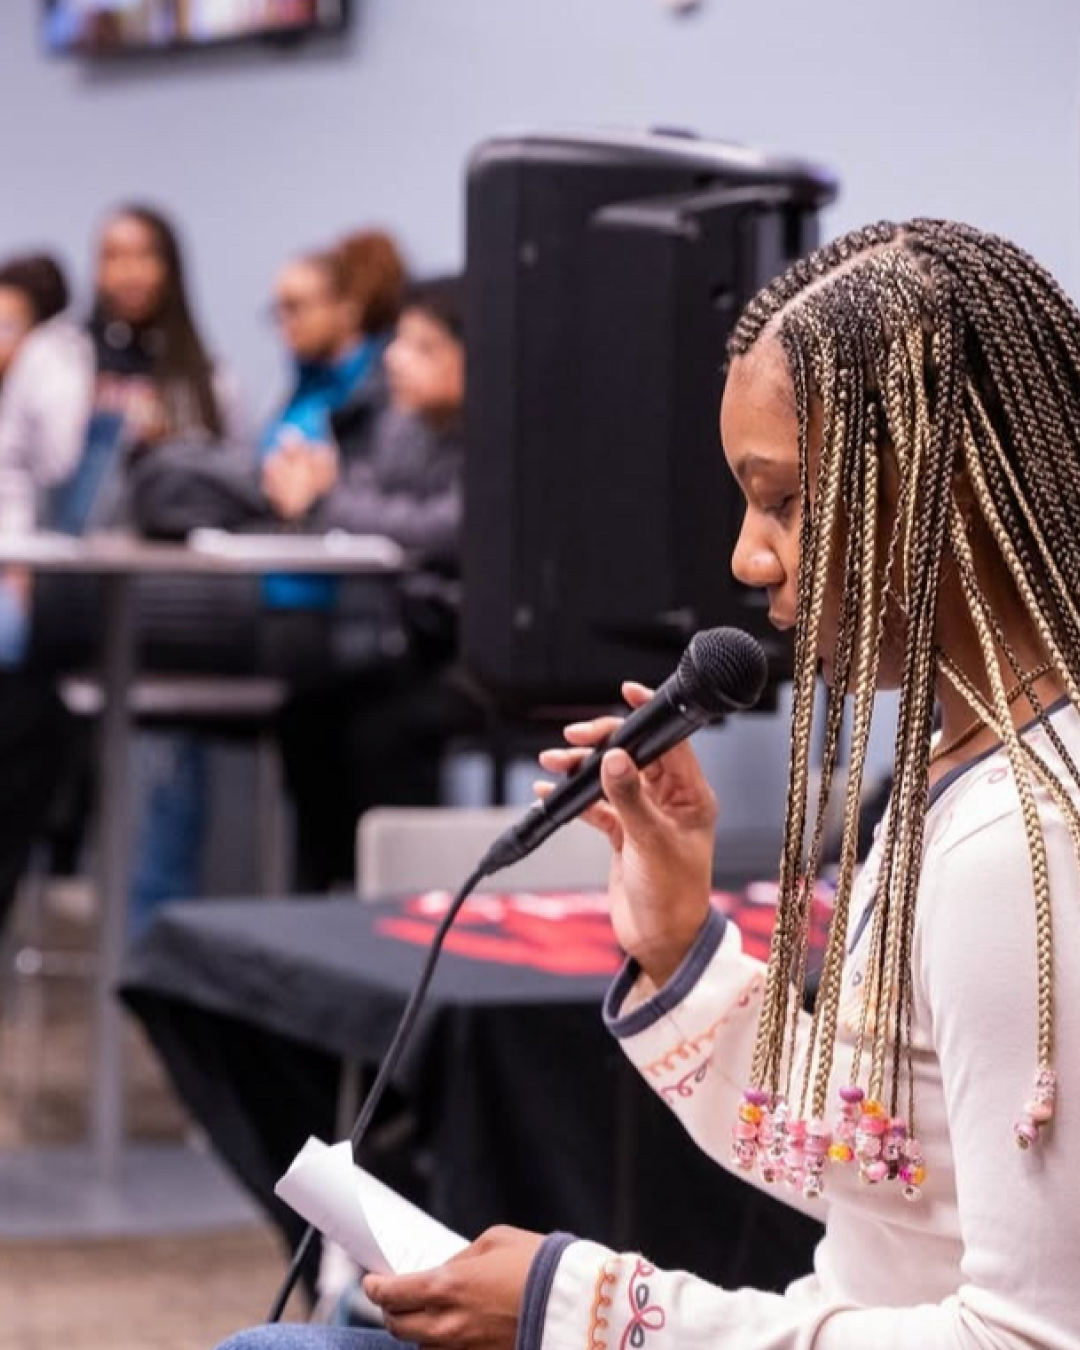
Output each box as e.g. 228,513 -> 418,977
0,528 -> 407,575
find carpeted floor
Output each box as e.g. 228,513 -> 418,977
0,885 -> 305,1350
0,1226 -> 296,1350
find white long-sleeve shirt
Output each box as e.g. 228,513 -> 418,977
521,701 -> 1080,1350
0,315 -> 246,533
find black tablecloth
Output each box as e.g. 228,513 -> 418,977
121,890 -> 823,1292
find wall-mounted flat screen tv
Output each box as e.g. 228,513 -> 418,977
43,0 -> 349,56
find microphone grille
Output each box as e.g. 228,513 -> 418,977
677,626 -> 768,715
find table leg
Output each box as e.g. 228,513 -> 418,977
91,573 -> 134,1179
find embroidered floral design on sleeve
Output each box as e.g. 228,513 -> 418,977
618,1260 -> 666,1350
586,1255 -> 620,1350
660,1060 -> 710,1103
641,972 -> 764,1080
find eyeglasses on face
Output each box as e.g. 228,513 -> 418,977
268,293 -> 335,322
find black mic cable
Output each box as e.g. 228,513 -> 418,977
266,625 -> 767,1320
267,862 -> 487,1322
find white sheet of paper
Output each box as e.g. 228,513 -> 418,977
275,1137 -> 469,1276
188,528 -> 405,568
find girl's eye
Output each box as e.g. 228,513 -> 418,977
764,494 -> 797,522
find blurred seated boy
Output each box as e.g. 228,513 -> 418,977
266,276 -> 479,891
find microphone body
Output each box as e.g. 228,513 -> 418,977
477,627 -> 767,878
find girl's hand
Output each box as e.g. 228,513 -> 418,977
363,1225 -> 544,1350
537,682 -> 718,988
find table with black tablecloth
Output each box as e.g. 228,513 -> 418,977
120,887 -> 827,1292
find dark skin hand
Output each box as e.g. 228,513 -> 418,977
363,687 -> 719,1348
363,1225 -> 544,1350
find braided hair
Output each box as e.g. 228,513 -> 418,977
728,220 -> 1080,1164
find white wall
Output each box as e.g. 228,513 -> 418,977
1,0 -> 1077,414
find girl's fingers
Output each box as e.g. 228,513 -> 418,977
621,681 -> 655,707
540,688 -> 654,764
563,715 -> 624,747
533,781 -> 623,846
537,746 -> 591,774
579,799 -> 623,846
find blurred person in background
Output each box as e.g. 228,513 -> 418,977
0,250 -> 72,936
0,203 -> 244,939
0,250 -> 70,633
257,231 -> 405,614
271,275 -> 479,891
0,252 -> 69,391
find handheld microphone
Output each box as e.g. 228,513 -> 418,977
476,626 -> 768,878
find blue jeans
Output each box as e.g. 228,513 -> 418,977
129,731 -> 208,940
217,1331 -> 406,1350
0,575 -> 29,668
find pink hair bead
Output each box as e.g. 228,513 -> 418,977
859,1114 -> 886,1136
1035,1066 -> 1057,1092
862,1160 -> 888,1183
839,1085 -> 864,1104
1025,1100 -> 1053,1124
743,1087 -> 770,1107
1014,1119 -> 1039,1150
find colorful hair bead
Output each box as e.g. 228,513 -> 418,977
801,1118 -> 832,1199
731,1087 -> 770,1172
760,1095 -> 790,1187
1014,1065 -> 1056,1151
854,1103 -> 889,1182
829,1087 -> 925,1196
784,1117 -> 807,1194
883,1117 -> 907,1179
830,1084 -> 863,1168
899,1136 -> 926,1201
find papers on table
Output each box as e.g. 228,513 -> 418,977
188,528 -> 405,569
0,531 -> 80,564
275,1137 -> 468,1275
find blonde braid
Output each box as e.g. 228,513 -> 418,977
947,509 -> 1055,1078
725,218 -> 1080,1197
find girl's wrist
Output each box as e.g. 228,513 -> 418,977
634,907 -> 712,988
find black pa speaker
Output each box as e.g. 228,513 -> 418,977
463,128 -> 837,712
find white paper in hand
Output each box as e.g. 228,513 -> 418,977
275,1138 -> 468,1275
